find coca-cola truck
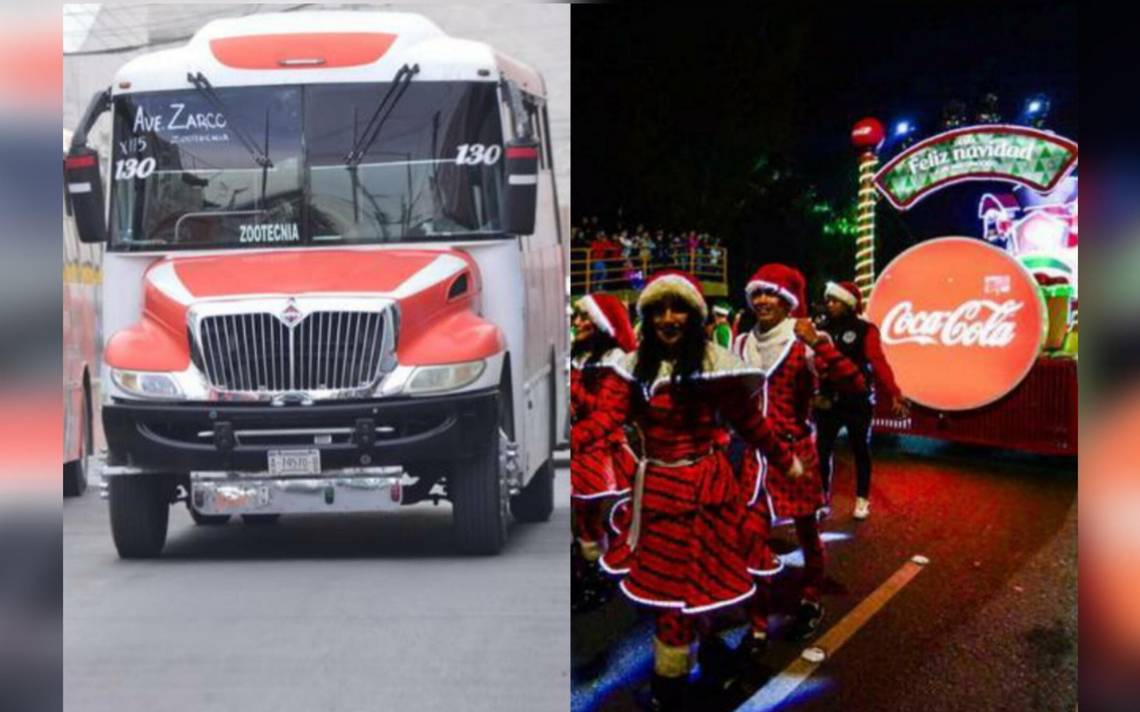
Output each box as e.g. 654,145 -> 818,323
64,11 -> 567,557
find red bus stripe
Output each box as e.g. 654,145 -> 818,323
65,155 -> 96,169
506,147 -> 538,159
210,32 -> 397,70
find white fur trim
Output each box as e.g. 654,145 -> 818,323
572,347 -> 628,371
579,294 -> 616,338
739,326 -> 796,377
748,556 -> 786,577
608,345 -> 766,398
619,579 -> 685,609
749,450 -> 764,506
745,279 -> 799,311
571,488 -> 632,501
599,555 -> 630,576
617,579 -> 759,616
825,281 -> 859,309
681,584 -> 758,615
608,495 -> 632,535
638,274 -> 707,317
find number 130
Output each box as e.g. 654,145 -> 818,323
455,144 -> 501,165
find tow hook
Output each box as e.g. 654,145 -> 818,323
213,422 -> 235,452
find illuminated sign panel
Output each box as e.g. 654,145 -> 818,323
867,237 -> 1045,411
873,125 -> 1078,210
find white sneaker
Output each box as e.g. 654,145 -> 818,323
853,497 -> 871,520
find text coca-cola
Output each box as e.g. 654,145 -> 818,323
880,299 -> 1023,347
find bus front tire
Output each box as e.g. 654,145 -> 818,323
109,474 -> 172,559
452,436 -> 508,556
63,458 -> 87,498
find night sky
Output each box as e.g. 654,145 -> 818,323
571,3 -> 1078,298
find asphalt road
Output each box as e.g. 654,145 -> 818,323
572,437 -> 1077,712
65,459 -> 570,712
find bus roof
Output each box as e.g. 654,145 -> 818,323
113,11 -> 545,97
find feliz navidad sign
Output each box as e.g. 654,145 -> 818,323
873,125 -> 1078,210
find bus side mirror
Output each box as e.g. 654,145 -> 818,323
503,139 -> 538,236
65,147 -> 107,244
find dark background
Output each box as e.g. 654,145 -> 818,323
571,3 -> 1078,302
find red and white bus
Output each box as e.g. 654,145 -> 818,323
65,11 -> 567,556
63,128 -> 100,497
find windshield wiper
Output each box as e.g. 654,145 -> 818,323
186,72 -> 274,169
344,63 -> 419,167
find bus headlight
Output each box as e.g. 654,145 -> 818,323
404,360 -> 486,395
111,369 -> 183,399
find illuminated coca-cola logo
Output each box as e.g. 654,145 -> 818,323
880,300 -> 1021,348
867,238 -> 1045,411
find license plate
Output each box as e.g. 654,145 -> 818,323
268,449 -> 321,476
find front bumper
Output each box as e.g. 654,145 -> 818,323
190,473 -> 404,516
102,389 -> 499,473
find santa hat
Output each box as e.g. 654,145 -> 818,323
576,293 -> 637,352
745,263 -> 807,318
712,302 -> 731,317
824,280 -> 863,313
637,270 -> 707,319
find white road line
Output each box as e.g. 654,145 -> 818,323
737,555 -> 929,711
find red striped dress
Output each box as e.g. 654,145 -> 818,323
577,344 -> 795,615
571,349 -> 636,499
734,332 -> 866,568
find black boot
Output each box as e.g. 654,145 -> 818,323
729,632 -> 775,698
696,634 -> 740,691
647,673 -> 688,712
739,631 -> 768,667
787,600 -> 825,641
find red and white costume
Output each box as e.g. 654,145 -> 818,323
580,343 -> 795,614
734,321 -> 866,520
571,293 -> 638,502
735,265 -> 865,610
572,272 -> 795,618
570,294 -> 637,556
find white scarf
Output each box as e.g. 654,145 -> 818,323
744,318 -> 796,373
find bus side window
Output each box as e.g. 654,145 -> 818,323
524,100 -> 546,171
500,93 -> 517,141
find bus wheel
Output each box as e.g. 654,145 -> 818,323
64,385 -> 92,498
63,459 -> 87,498
451,414 -> 509,555
510,459 -> 554,523
188,505 -> 230,526
109,474 -> 172,559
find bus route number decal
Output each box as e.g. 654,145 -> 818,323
114,158 -> 156,181
455,144 -> 501,166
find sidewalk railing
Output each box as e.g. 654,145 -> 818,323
569,247 -> 728,295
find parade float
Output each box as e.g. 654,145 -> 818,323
851,120 -> 1077,454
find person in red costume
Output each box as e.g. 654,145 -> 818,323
575,270 -> 801,710
571,293 -> 638,612
815,280 -> 908,520
732,264 -> 866,651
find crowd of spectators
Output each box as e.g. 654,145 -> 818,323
570,216 -> 725,291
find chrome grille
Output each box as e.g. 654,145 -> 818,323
196,306 -> 391,394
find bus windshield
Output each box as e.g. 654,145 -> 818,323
109,81 -> 505,250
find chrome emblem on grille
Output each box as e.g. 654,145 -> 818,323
279,299 -> 303,327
